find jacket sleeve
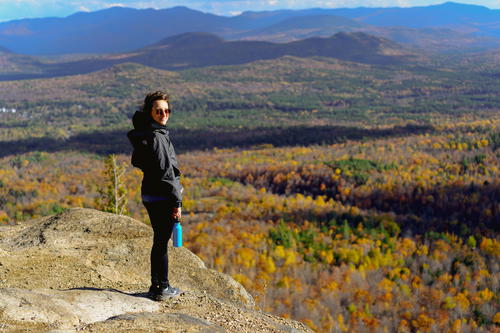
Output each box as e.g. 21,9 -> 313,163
151,134 -> 183,207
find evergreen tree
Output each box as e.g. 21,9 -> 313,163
96,154 -> 128,215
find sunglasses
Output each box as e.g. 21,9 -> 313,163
155,108 -> 171,115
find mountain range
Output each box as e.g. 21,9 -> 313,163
0,31 -> 418,80
0,2 -> 499,55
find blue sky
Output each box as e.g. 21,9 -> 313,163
0,0 -> 498,22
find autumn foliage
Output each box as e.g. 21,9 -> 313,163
0,119 -> 499,332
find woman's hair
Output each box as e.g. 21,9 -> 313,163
142,91 -> 170,114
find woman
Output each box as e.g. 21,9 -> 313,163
127,91 -> 183,300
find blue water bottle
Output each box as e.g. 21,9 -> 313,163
173,219 -> 182,247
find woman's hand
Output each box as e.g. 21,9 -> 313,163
172,207 -> 182,220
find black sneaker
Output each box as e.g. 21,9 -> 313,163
153,285 -> 181,301
147,285 -> 160,299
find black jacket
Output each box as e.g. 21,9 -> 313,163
127,111 -> 182,207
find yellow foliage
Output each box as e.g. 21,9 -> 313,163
241,232 -> 266,245
342,187 -> 351,196
411,276 -> 422,289
433,239 -> 451,252
480,237 -> 500,256
321,280 -> 338,293
323,250 -> 334,264
416,244 -> 429,256
283,249 -> 297,266
349,206 -> 361,215
277,276 -> 291,289
493,313 -> 500,325
438,273 -> 452,284
303,318 -> 318,331
336,247 -> 362,265
412,314 -> 435,332
379,292 -> 393,303
336,314 -> 348,332
235,248 -> 257,268
378,278 -> 395,293
454,292 -> 470,311
0,210 -> 9,222
442,296 -> 456,310
398,319 -> 411,333
259,254 -> 276,274
400,267 -> 410,281
214,255 -> 225,268
400,284 -> 411,296
477,288 -> 494,303
232,273 -> 251,289
451,319 -> 462,332
256,271 -> 271,283
321,312 -> 334,333
273,245 -> 286,259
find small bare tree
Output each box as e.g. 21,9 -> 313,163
96,154 -> 128,215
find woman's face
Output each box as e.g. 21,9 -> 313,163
150,99 -> 170,126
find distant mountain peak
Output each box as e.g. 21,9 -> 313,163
439,1 -> 489,8
169,6 -> 200,12
68,5 -> 205,19
85,6 -> 137,14
425,1 -> 494,12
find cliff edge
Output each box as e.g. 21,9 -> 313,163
0,208 -> 311,332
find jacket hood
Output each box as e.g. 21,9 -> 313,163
132,111 -> 149,131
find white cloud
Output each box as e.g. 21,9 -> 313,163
105,3 -> 127,7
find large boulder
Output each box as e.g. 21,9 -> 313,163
0,208 -> 253,307
0,208 -> 311,332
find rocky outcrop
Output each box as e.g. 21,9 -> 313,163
0,208 -> 311,332
0,288 -> 160,328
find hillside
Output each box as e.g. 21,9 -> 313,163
460,47 -> 500,68
369,26 -> 500,53
133,31 -> 416,68
0,31 -> 417,80
0,47 -> 46,76
0,115 -> 498,331
0,208 -> 311,332
0,53 -> 499,154
239,19 -> 500,52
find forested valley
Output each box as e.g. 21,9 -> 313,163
0,55 -> 499,332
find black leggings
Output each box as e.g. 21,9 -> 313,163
143,200 -> 176,289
